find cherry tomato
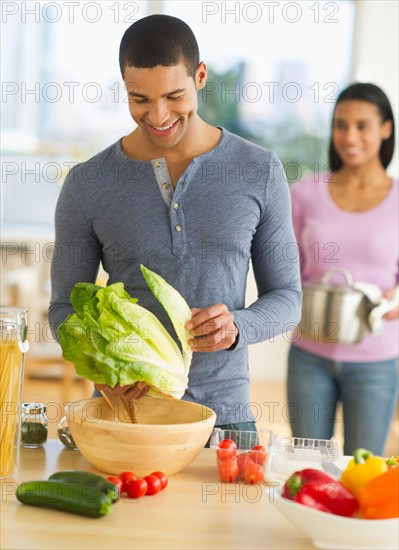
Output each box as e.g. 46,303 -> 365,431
118,471 -> 137,492
243,461 -> 264,484
144,474 -> 162,495
218,457 -> 239,483
217,439 -> 237,460
125,478 -> 148,498
106,475 -> 123,493
249,445 -> 268,466
236,453 -> 254,477
151,471 -> 168,490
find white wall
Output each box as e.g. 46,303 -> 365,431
351,0 -> 398,179
249,0 -> 399,382
247,274 -> 291,382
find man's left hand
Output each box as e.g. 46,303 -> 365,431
186,304 -> 238,352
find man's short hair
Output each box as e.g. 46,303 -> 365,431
119,14 -> 200,79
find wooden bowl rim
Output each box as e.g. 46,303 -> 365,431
65,396 -> 216,430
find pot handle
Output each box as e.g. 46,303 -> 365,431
321,268 -> 354,287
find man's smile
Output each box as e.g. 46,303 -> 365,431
146,119 -> 180,136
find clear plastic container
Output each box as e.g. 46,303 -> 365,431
210,428 -> 274,484
266,436 -> 342,482
274,435 -> 341,461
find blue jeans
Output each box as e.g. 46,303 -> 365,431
287,345 -> 398,456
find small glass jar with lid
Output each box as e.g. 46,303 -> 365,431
21,403 -> 48,448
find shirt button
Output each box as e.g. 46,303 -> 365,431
162,182 -> 170,189
154,161 -> 161,168
175,224 -> 182,232
173,202 -> 180,209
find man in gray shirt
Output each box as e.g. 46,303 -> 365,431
49,14 -> 301,429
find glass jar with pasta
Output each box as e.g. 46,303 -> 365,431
0,307 -> 29,478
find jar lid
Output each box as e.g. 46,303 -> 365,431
22,402 -> 46,414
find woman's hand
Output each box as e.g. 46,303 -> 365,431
186,304 -> 238,352
383,286 -> 399,320
94,382 -> 149,400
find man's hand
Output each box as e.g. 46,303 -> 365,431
95,382 -> 149,400
186,304 -> 238,352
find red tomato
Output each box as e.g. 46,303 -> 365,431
125,478 -> 148,498
236,453 -> 254,477
118,471 -> 137,492
217,439 -> 237,460
106,475 -> 123,493
243,461 -> 264,484
249,445 -> 268,466
144,475 -> 162,495
218,457 -> 239,483
151,471 -> 168,490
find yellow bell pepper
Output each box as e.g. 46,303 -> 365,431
340,448 -> 388,499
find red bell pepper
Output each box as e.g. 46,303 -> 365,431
282,468 -> 334,500
282,468 -> 359,518
295,479 -> 359,517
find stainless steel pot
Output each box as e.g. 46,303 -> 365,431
299,268 -> 375,345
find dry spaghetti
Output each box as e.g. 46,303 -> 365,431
0,340 -> 23,477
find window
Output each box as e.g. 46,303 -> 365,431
164,0 -> 355,183
1,0 -> 150,236
1,0 -> 355,237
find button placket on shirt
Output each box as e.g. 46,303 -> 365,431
152,158 -> 173,206
151,158 -> 189,257
170,175 -> 187,256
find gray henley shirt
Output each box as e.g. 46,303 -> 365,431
49,128 -> 302,424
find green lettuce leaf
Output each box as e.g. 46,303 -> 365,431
140,265 -> 193,376
58,266 -> 193,399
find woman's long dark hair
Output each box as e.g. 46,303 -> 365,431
329,83 -> 395,171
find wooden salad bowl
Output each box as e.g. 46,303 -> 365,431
65,396 -> 216,476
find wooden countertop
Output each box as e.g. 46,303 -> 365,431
1,440 -> 312,550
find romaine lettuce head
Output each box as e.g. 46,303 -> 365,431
58,267 -> 193,399
140,265 -> 193,375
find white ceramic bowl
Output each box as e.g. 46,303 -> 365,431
272,488 -> 399,550
65,396 -> 216,476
